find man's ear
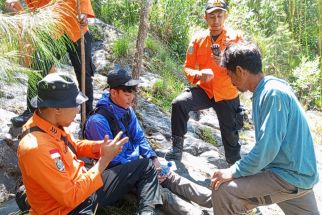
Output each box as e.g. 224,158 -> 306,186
54,108 -> 62,115
236,66 -> 244,77
203,13 -> 207,21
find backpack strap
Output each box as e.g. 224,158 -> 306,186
83,106 -> 132,140
20,126 -> 77,154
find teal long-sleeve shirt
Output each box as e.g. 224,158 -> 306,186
231,76 -> 319,189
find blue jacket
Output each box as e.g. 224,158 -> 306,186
231,76 -> 319,189
85,92 -> 157,166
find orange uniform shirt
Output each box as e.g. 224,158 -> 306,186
25,0 -> 95,42
184,27 -> 242,101
18,112 -> 102,215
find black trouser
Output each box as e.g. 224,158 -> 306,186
171,87 -> 243,163
26,31 -> 95,115
67,31 -> 95,114
69,158 -> 163,215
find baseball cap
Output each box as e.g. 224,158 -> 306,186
107,69 -> 141,88
31,73 -> 88,108
205,0 -> 228,14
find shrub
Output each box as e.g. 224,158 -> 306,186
290,56 -> 321,109
112,37 -> 130,58
199,127 -> 217,146
92,0 -> 141,29
150,0 -> 194,59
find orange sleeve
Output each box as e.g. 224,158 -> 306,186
74,139 -> 101,159
20,145 -> 103,208
80,0 -> 95,17
184,35 -> 199,85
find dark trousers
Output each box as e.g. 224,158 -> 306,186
69,158 -> 162,215
171,87 -> 242,163
27,31 -> 95,115
67,31 -> 95,114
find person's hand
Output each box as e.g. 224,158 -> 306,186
78,13 -> 88,26
210,168 -> 233,190
152,158 -> 169,184
196,69 -> 214,82
100,132 -> 128,164
5,0 -> 23,13
212,54 -> 221,65
152,157 -> 161,169
157,173 -> 169,184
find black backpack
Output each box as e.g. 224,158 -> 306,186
82,106 -> 132,140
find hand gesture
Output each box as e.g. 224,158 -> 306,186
210,168 -> 233,190
78,13 -> 88,26
212,54 -> 221,65
100,132 -> 128,163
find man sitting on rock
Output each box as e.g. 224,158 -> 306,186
85,69 -> 212,215
17,72 -> 162,215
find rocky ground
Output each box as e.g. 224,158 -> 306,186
0,18 -> 321,214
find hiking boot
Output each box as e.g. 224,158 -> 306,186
165,136 -> 184,160
11,109 -> 33,127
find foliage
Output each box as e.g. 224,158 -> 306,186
228,0 -> 320,110
111,26 -> 138,59
199,127 -> 217,146
89,24 -> 104,41
149,0 -> 195,59
0,4 -> 70,83
290,56 -> 321,109
92,0 -> 141,30
142,36 -> 185,112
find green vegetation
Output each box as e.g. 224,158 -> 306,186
93,0 -> 321,110
89,25 -> 104,41
142,36 -> 185,112
199,127 -> 218,146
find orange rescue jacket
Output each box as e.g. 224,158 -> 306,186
25,0 -> 95,42
184,27 -> 242,101
18,112 -> 102,215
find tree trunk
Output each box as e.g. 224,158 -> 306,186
132,0 -> 152,80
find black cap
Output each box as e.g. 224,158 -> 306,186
31,73 -> 88,108
107,69 -> 141,88
205,0 -> 228,14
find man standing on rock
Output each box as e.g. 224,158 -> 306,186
211,42 -> 320,214
166,0 -> 244,164
7,0 -> 96,127
17,72 -> 162,215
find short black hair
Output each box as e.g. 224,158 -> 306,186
221,42 -> 262,74
110,85 -> 138,93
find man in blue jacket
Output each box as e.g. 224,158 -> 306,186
85,69 -> 160,168
210,42 -> 319,214
85,69 -> 213,215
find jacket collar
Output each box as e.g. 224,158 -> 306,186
24,111 -> 67,141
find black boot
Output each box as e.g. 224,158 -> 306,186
165,136 -> 184,160
11,109 -> 34,127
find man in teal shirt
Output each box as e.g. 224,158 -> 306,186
210,42 -> 319,214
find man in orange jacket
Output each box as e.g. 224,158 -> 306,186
166,0 -> 244,163
7,0 -> 96,127
18,72 -> 162,215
